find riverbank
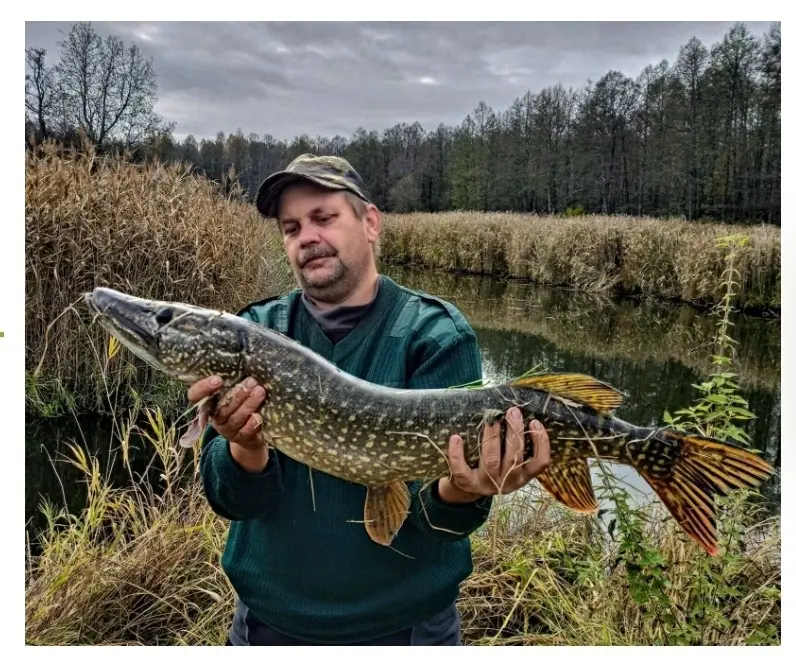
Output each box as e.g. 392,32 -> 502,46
379,211 -> 781,310
24,149 -> 780,646
25,147 -> 780,417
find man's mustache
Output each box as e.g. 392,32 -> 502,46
298,246 -> 337,268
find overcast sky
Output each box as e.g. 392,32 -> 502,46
25,21 -> 775,143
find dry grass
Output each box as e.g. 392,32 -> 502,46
380,212 -> 781,309
459,488 -> 780,646
24,412 -> 780,646
25,409 -> 234,646
25,142 -> 295,416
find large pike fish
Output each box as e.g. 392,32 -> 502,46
83,287 -> 774,555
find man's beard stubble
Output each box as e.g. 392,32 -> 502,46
296,245 -> 358,303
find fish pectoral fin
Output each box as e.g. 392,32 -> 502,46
537,458 -> 599,513
364,482 -> 411,546
179,411 -> 207,449
508,372 -> 624,413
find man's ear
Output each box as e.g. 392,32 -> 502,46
363,204 -> 382,243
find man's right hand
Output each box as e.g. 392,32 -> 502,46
187,375 -> 270,473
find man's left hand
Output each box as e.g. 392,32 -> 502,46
437,407 -> 551,504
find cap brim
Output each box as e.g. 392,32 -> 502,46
255,172 -> 347,218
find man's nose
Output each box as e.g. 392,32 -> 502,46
297,224 -> 321,245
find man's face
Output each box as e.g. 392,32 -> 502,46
276,181 -> 380,302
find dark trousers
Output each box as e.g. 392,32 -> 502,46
226,598 -> 462,646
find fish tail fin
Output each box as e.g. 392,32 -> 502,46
635,429 -> 774,556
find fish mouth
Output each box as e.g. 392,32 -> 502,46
83,287 -> 164,369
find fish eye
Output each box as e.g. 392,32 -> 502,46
155,307 -> 174,325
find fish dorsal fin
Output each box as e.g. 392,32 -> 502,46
537,458 -> 599,513
508,372 -> 624,413
364,482 -> 412,546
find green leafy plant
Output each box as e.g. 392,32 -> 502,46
563,204 -> 587,218
590,233 -> 779,646
664,234 -> 756,446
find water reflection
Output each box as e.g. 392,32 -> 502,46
383,265 -> 781,510
383,265 -> 780,392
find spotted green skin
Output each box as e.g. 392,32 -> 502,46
85,287 -> 680,487
247,335 -> 673,486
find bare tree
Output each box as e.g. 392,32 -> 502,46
51,22 -> 170,149
25,48 -> 56,142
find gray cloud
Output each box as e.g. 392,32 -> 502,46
25,21 -> 775,142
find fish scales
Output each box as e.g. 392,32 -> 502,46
262,368 -> 633,487
83,287 -> 775,555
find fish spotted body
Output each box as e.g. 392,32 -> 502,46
83,287 -> 774,555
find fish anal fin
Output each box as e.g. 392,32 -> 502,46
538,458 -> 598,513
364,482 -> 411,546
639,470 -> 719,557
508,373 -> 624,413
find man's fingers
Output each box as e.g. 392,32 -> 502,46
236,412 -> 264,444
213,378 -> 256,425
501,407 -> 524,482
447,435 -> 477,492
187,375 -> 223,404
480,418 -> 502,487
524,419 -> 551,477
223,385 -> 266,433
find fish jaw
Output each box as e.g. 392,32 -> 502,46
83,288 -> 175,377
83,287 -> 246,386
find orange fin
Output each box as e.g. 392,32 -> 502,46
508,372 -> 624,413
364,482 -> 411,546
538,458 -> 598,513
637,430 -> 775,556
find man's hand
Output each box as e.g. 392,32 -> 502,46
437,407 -> 551,504
187,375 -> 270,473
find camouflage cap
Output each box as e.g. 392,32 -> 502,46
255,153 -> 372,218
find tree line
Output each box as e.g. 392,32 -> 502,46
26,22 -> 780,224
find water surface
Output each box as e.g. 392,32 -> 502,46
383,266 -> 781,511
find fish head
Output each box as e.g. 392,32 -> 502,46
84,287 -> 248,385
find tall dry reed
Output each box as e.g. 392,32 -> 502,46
25,143 -> 295,416
379,212 -> 781,309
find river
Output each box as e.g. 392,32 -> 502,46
25,265 -> 781,542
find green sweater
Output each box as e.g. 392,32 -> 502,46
199,275 -> 492,643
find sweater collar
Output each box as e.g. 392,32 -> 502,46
301,275 -> 383,335
298,274 -> 402,359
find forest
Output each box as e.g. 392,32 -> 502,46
26,22 -> 781,224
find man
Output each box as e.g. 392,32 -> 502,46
191,154 -> 551,646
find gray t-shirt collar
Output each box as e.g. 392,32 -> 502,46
301,275 -> 383,337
